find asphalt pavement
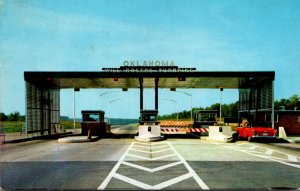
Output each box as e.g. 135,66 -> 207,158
1,136 -> 300,190
1,124 -> 300,190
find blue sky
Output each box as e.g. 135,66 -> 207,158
0,0 -> 300,119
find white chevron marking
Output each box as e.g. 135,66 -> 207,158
98,142 -> 134,190
154,173 -> 192,189
113,172 -> 192,189
167,142 -> 210,190
121,161 -> 183,172
132,144 -> 169,149
113,173 -> 152,189
126,153 -> 177,161
134,142 -> 166,146
132,145 -> 150,149
130,148 -> 172,154
99,141 -> 209,189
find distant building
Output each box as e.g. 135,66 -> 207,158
241,110 -> 300,135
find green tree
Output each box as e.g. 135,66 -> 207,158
7,112 -> 24,121
0,112 -> 8,121
275,94 -> 300,110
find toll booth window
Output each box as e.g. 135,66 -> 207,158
83,114 -> 99,122
142,114 -> 157,122
198,113 -> 217,122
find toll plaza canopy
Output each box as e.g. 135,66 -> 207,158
25,66 -> 274,89
24,66 -> 275,135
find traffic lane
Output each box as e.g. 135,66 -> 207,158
111,124 -> 138,135
189,161 -> 300,189
1,161 -> 116,190
2,139 -> 300,190
170,140 -> 300,161
1,139 -> 133,162
111,124 -> 138,130
2,160 -> 300,190
171,140 -> 300,189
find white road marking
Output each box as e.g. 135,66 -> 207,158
121,161 -> 183,173
214,143 -> 300,169
167,142 -> 210,190
98,142 -> 135,190
127,153 -> 176,161
114,173 -> 152,189
253,144 -> 300,159
264,155 -> 293,162
130,148 -> 172,154
99,141 -> 209,190
265,149 -> 273,155
150,145 -> 170,149
235,149 -> 291,161
288,155 -> 298,162
154,173 -> 193,189
134,142 -> 166,146
132,144 -> 169,149
229,143 -> 247,147
114,172 -> 193,190
249,145 -> 258,150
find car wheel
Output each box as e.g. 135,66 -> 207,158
232,133 -> 238,141
247,136 -> 252,142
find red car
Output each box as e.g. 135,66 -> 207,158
236,125 -> 277,142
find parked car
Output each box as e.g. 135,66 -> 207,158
236,124 -> 277,142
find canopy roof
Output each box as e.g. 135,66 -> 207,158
24,66 -> 275,89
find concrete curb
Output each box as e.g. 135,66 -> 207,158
2,132 -> 72,144
57,136 -> 100,143
269,143 -> 300,152
284,139 -> 300,143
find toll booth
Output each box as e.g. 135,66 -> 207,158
193,110 -> 218,128
139,110 -> 160,125
81,110 -> 110,136
135,110 -> 163,142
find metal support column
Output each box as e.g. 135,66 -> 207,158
25,82 -> 28,137
155,78 -> 159,110
271,81 -> 275,128
41,89 -> 44,136
255,88 -> 259,122
248,89 -> 252,123
219,88 -> 223,123
139,78 -> 143,111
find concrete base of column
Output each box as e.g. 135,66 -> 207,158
134,125 -> 164,142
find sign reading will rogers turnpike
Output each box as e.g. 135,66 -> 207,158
102,60 -> 196,72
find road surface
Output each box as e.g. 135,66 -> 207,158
1,128 -> 300,190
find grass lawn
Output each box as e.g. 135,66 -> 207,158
0,121 -> 81,133
0,121 -> 24,133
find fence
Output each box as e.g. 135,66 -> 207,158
0,122 -> 5,142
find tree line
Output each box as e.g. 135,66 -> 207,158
0,112 -> 25,121
1,94 -> 299,121
159,101 -> 239,120
159,94 -> 300,120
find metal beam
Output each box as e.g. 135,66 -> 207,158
155,78 -> 159,110
139,78 -> 143,111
